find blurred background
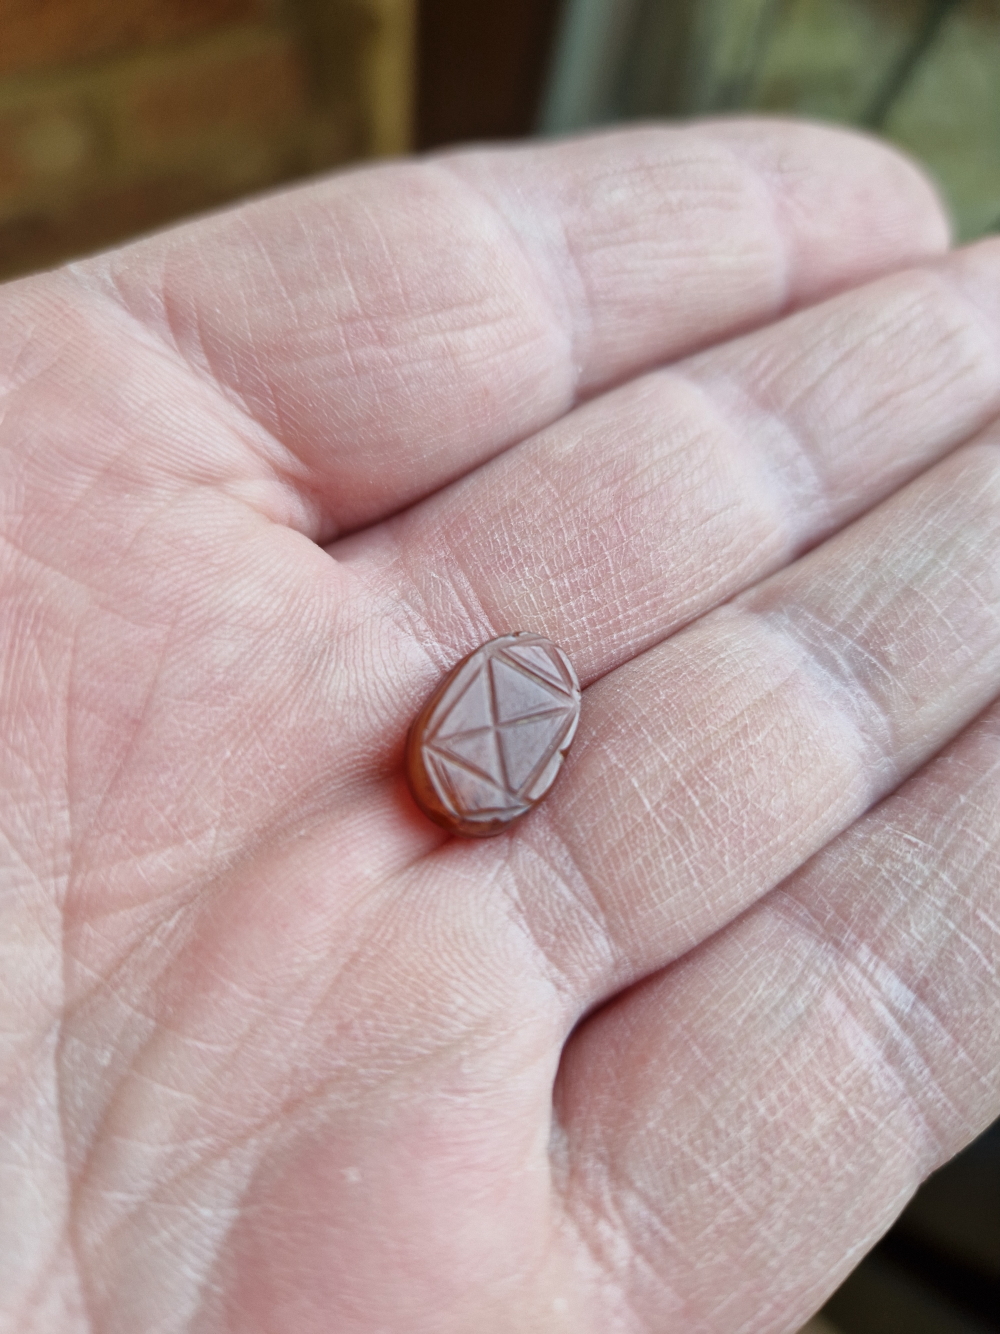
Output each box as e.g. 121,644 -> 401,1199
5,0 -> 1000,283
1,0 -> 998,1329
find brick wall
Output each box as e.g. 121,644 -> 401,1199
0,0 -> 414,279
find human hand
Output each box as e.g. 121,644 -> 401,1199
3,119 -> 999,1334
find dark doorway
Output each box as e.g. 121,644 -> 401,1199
417,0 -> 565,149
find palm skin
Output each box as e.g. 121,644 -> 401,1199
2,118 -> 1000,1334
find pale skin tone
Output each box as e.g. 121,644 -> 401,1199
2,118 -> 999,1334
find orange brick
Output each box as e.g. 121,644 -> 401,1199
119,31 -> 308,159
0,165 -> 260,278
0,94 -> 98,208
0,0 -> 272,78
0,0 -> 412,281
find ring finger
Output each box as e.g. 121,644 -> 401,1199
345,242 -> 1000,695
394,427 -> 1000,1008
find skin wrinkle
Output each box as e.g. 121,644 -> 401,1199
821,987 -> 947,1168
571,614 -> 853,901
449,474 -> 573,636
765,894 -> 967,1161
683,357 -> 835,545
945,558 -> 1000,627
793,729 -> 1000,1004
4,604 -> 73,784
74,231 -> 285,418
356,524 -> 498,682
0,289 -> 83,404
329,285 -> 556,383
836,272 -> 987,410
68,961 -> 374,1303
21,499 -> 90,1333
87,1145 -> 263,1332
167,226 -> 305,485
0,827 -> 64,950
1,721 -> 60,834
57,832 -> 357,1189
0,992 -> 70,1312
70,597 -> 186,855
767,288 -> 925,425
593,1184 -> 691,1334
707,136 -> 792,322
473,842 -> 587,1013
938,248 -> 1000,366
60,268 -> 322,537
16,1179 -> 89,1332
57,766 -> 406,1030
557,143 -> 781,360
346,197 -> 414,329
557,1175 -> 651,1334
98,1019 -> 557,1323
60,966 -> 163,1169
650,709 -> 1000,1301
0,827 -> 69,1315
564,978 -> 921,1334
611,732 -> 707,908
27,393 -> 178,541
864,318 -> 995,430
431,157 -> 583,388
57,722 -> 91,1334
380,407 -> 732,656
569,1059 -> 737,1334
500,832 -> 621,1004
0,535 -> 107,623
711,136 -> 832,315
78,643 -> 287,864
755,602 -> 899,784
65,571 -> 394,929
68,840 -> 557,1282
692,275 -> 1000,538
578,379 -> 778,626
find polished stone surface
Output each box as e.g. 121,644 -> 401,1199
406,632 -> 581,837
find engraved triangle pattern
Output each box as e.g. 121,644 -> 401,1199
420,634 -> 580,828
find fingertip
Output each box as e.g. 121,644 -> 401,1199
693,116 -> 952,306
941,233 -> 1000,326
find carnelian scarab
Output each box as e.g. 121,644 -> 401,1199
406,632 -> 581,837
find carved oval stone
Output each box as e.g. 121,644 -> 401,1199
406,632 -> 581,837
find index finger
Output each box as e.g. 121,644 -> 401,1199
75,119 -> 948,536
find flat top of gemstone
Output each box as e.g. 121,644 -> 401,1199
406,633 -> 581,837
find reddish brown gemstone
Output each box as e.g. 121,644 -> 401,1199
406,632 -> 581,837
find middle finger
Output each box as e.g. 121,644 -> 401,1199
345,242 -> 1000,687
399,429 -> 1000,1011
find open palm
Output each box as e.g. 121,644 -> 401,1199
3,120 -> 1000,1334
